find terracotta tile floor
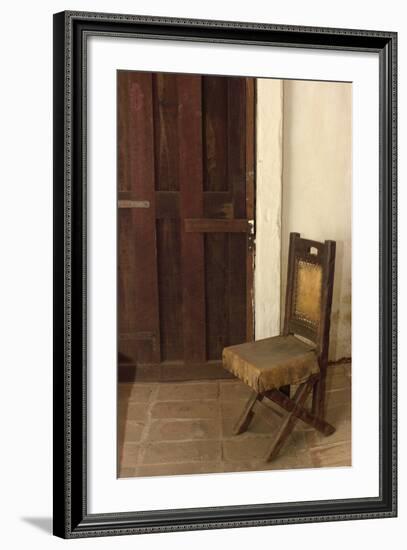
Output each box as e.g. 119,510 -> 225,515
118,363 -> 351,478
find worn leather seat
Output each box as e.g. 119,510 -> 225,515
222,335 -> 319,394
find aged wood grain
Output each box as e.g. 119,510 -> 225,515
228,77 -> 247,347
203,76 -> 229,192
117,71 -> 160,364
178,74 -> 206,363
185,218 -> 249,233
152,73 -> 179,191
118,72 -> 255,379
153,74 -> 184,362
156,219 -> 183,361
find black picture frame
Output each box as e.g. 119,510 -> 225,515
53,10 -> 397,538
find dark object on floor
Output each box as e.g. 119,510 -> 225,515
222,232 -> 336,461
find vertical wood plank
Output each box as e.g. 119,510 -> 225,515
118,71 -> 137,363
203,76 -> 230,358
156,218 -> 184,360
178,74 -> 206,363
117,71 -> 160,364
228,77 -> 247,219
153,74 -> 180,191
246,78 -> 256,341
228,77 -> 247,346
202,76 -> 229,191
117,71 -> 136,349
153,73 -> 184,361
117,210 -> 137,334
117,71 -> 130,192
204,233 -> 229,359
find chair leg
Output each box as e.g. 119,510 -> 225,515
312,368 -> 327,420
233,392 -> 263,435
266,385 -> 335,436
266,380 -> 314,461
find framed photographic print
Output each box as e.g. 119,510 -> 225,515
53,10 -> 397,538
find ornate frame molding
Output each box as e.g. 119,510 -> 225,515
53,11 -> 397,538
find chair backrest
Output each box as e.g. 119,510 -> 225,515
283,232 -> 336,363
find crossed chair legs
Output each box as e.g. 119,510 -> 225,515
233,373 -> 335,461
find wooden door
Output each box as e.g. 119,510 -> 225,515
118,71 -> 255,382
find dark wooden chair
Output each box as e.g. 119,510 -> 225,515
222,232 -> 336,461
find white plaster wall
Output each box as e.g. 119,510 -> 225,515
255,79 -> 352,360
281,80 -> 352,361
254,79 -> 284,340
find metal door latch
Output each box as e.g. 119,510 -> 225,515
248,219 -> 255,251
118,200 -> 150,209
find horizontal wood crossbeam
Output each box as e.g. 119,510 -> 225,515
185,218 -> 250,233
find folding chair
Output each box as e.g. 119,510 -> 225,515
222,232 -> 336,461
